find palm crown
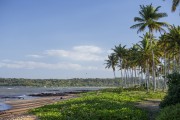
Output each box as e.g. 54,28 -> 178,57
130,4 -> 169,33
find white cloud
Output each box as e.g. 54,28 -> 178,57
0,60 -> 98,70
26,54 -> 43,58
45,45 -> 104,61
73,46 -> 102,53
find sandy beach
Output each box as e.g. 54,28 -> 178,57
0,94 -> 77,120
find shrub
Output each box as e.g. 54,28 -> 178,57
101,87 -> 123,93
156,103 -> 180,120
123,86 -> 145,91
160,72 -> 180,108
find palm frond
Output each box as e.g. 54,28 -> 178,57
172,0 -> 180,11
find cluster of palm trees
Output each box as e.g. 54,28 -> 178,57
105,3 -> 180,91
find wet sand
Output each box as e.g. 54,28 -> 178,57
0,94 -> 77,120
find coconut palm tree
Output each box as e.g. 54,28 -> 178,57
162,25 -> 180,71
112,44 -> 127,87
105,53 -> 118,78
127,45 -> 140,86
130,4 -> 169,91
136,33 -> 153,91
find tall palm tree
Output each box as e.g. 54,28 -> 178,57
105,53 -> 118,78
130,4 -> 169,34
130,4 -> 169,91
112,44 -> 127,86
162,25 -> 180,71
136,33 -> 153,91
127,45 -> 140,86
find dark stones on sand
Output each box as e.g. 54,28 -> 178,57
28,90 -> 91,97
29,92 -> 67,97
0,96 -> 24,99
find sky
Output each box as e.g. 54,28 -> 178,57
0,0 -> 179,79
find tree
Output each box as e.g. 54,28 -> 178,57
130,4 -> 169,91
112,44 -> 127,86
162,25 -> 180,71
136,33 -> 154,91
105,53 -> 118,78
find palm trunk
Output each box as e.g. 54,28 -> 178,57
134,67 -> 137,85
149,30 -> 156,92
121,68 -> 124,87
146,60 -> 149,92
138,66 -> 141,86
113,70 -> 116,78
164,51 -> 167,91
167,54 -> 171,74
131,68 -> 134,87
124,69 -> 127,88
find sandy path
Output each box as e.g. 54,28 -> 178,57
135,99 -> 161,120
0,94 -> 77,120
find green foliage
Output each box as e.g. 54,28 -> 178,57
101,87 -> 123,93
123,86 -> 146,91
30,89 -> 166,120
156,103 -> 180,120
0,78 -> 123,87
160,72 -> 180,108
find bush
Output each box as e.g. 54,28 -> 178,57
160,72 -> 180,108
123,86 -> 145,91
101,87 -> 123,93
156,103 -> 180,120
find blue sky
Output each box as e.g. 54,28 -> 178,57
0,0 -> 179,79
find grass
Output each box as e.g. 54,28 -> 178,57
30,88 -> 166,120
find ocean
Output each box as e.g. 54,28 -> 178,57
0,86 -> 102,111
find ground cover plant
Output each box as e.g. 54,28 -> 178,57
156,103 -> 180,120
30,88 -> 166,120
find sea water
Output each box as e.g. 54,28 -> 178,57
0,86 -> 103,111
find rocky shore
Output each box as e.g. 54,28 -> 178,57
0,90 -> 92,120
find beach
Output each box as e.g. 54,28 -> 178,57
0,93 -> 77,120
0,87 -> 102,119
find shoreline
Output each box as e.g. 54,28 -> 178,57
0,87 -> 96,111
0,93 -> 77,120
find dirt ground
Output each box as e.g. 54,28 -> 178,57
135,99 -> 161,120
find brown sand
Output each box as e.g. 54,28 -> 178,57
0,94 -> 77,120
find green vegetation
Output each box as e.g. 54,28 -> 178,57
105,4 -> 180,92
160,72 -> 180,108
0,78 -> 144,87
156,103 -> 180,120
30,88 -> 166,120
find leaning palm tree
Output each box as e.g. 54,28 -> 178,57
105,53 -> 118,78
130,4 -> 169,91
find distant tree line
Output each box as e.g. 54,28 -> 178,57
0,78 -> 125,87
